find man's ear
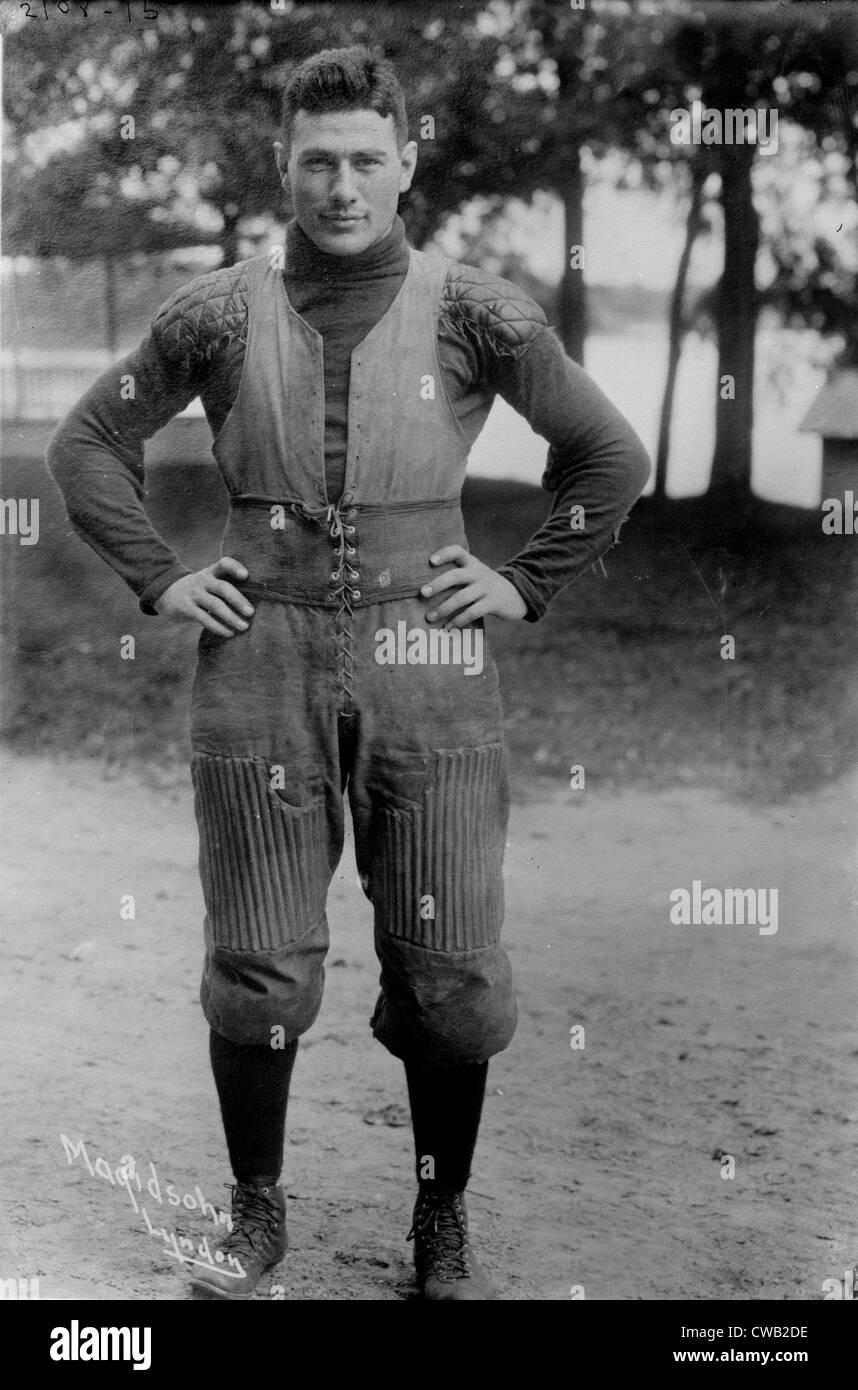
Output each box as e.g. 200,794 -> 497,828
273,140 -> 289,191
398,139 -> 419,195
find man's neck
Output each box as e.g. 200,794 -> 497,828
285,214 -> 408,280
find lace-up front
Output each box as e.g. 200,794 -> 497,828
407,1188 -> 495,1298
408,1189 -> 472,1281
221,1182 -> 284,1261
190,1180 -> 288,1299
291,493 -> 359,710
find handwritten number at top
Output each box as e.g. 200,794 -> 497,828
19,3 -> 159,18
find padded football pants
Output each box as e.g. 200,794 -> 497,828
191,593 -> 518,1064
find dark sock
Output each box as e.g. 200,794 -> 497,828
404,1058 -> 489,1193
209,1029 -> 298,1185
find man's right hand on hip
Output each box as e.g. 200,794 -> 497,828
154,557 -> 255,637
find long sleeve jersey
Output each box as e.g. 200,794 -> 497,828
46,215 -> 650,620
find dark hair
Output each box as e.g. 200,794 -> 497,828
279,45 -> 408,153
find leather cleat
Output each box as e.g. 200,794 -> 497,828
407,1187 -> 495,1300
190,1179 -> 287,1300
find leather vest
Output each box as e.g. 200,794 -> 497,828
211,247 -> 493,608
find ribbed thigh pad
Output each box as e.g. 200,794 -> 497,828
192,752 -> 330,951
367,743 -> 508,952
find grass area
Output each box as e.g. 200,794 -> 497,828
1,453 -> 855,803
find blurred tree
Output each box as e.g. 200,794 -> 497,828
449,0 -> 679,361
1,1 -> 667,362
2,2 -> 527,265
758,21 -> 858,368
4,147 -> 203,351
4,0 -> 856,513
652,154 -> 710,501
662,0 -> 858,515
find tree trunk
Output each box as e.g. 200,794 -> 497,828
10,260 -> 24,419
654,159 -> 706,501
557,146 -> 587,365
103,254 -> 119,357
220,209 -> 241,268
551,10 -> 588,365
708,141 -> 759,514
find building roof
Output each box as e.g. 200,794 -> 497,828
799,368 -> 858,437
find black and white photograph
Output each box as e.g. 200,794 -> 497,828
1,0 -> 856,1338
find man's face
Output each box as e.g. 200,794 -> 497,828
274,108 -> 417,256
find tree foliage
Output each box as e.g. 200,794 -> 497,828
4,0 -> 857,509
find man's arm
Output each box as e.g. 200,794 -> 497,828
491,326 -> 651,621
46,264 -> 254,631
46,327 -> 199,614
433,266 -> 651,625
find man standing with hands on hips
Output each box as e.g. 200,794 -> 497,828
48,45 -> 650,1300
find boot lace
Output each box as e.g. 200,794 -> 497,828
407,1191 -> 471,1281
218,1183 -> 281,1262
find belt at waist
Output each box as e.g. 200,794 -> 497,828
222,493 -> 468,607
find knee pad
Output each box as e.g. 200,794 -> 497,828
370,935 -> 518,1064
200,924 -> 327,1046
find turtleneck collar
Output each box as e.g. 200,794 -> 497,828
284,213 -> 409,282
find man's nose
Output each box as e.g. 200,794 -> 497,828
330,161 -> 358,203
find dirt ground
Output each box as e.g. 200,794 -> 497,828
0,750 -> 855,1302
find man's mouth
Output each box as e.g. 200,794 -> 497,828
321,213 -> 365,226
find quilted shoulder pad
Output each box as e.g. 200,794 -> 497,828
151,257 -> 256,368
441,262 -> 547,357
